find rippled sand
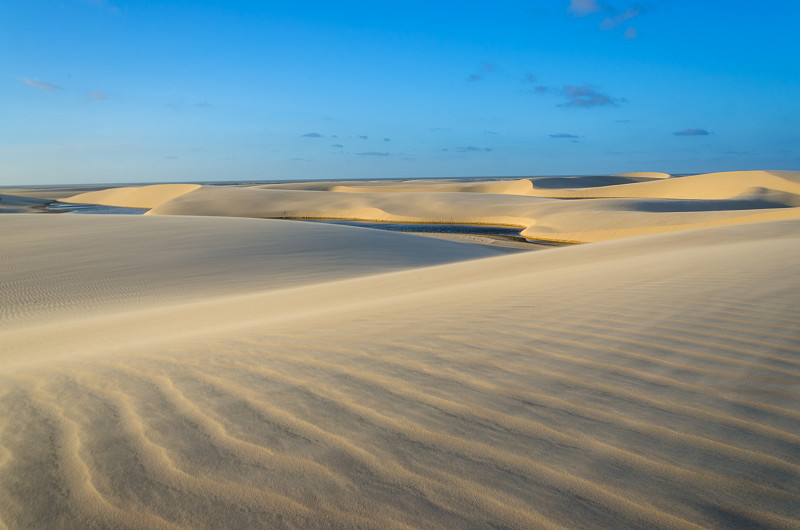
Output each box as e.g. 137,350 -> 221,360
1,172 -> 799,528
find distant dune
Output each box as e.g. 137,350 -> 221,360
2,171 -> 798,528
66,183 -> 201,209
528,170 -> 800,199
59,170 -> 800,244
614,171 -> 672,179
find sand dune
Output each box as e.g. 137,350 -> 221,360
3,171 -> 800,528
528,170 -> 800,199
1,211 -> 798,528
615,171 -> 672,179
56,170 -> 800,243
255,178 -> 535,193
66,183 -> 201,209
327,178 -> 536,195
0,214 -> 503,332
518,195 -> 800,242
141,183 -> 800,243
147,185 -> 553,228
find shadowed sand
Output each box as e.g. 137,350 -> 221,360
2,172 -> 799,528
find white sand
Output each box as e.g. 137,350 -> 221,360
1,172 -> 799,528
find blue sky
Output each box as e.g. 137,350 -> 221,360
2,0 -> 798,184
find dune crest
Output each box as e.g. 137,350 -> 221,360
329,178 -> 534,195
614,171 -> 671,179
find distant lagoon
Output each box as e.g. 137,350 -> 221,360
47,201 -> 545,243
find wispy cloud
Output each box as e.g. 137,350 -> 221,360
301,132 -> 323,138
21,78 -> 63,90
89,90 -> 107,100
568,0 -> 601,16
467,62 -> 499,82
549,133 -> 580,138
673,128 -> 710,136
521,73 -> 553,95
569,1 -> 648,39
599,6 -> 641,29
560,85 -> 622,107
456,146 -> 492,152
356,151 -> 390,157
623,27 -> 638,39
523,76 -> 623,107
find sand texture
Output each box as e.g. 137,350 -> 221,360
2,171 -> 799,528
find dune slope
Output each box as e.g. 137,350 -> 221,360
0,214 -> 504,331
1,214 -> 798,529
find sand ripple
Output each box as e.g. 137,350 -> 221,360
1,214 -> 798,528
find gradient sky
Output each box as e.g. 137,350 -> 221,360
2,0 -> 798,185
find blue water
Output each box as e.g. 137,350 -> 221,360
47,202 -> 149,215
298,219 -> 525,237
46,202 -> 550,244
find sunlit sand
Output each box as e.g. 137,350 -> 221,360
1,171 -> 798,528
